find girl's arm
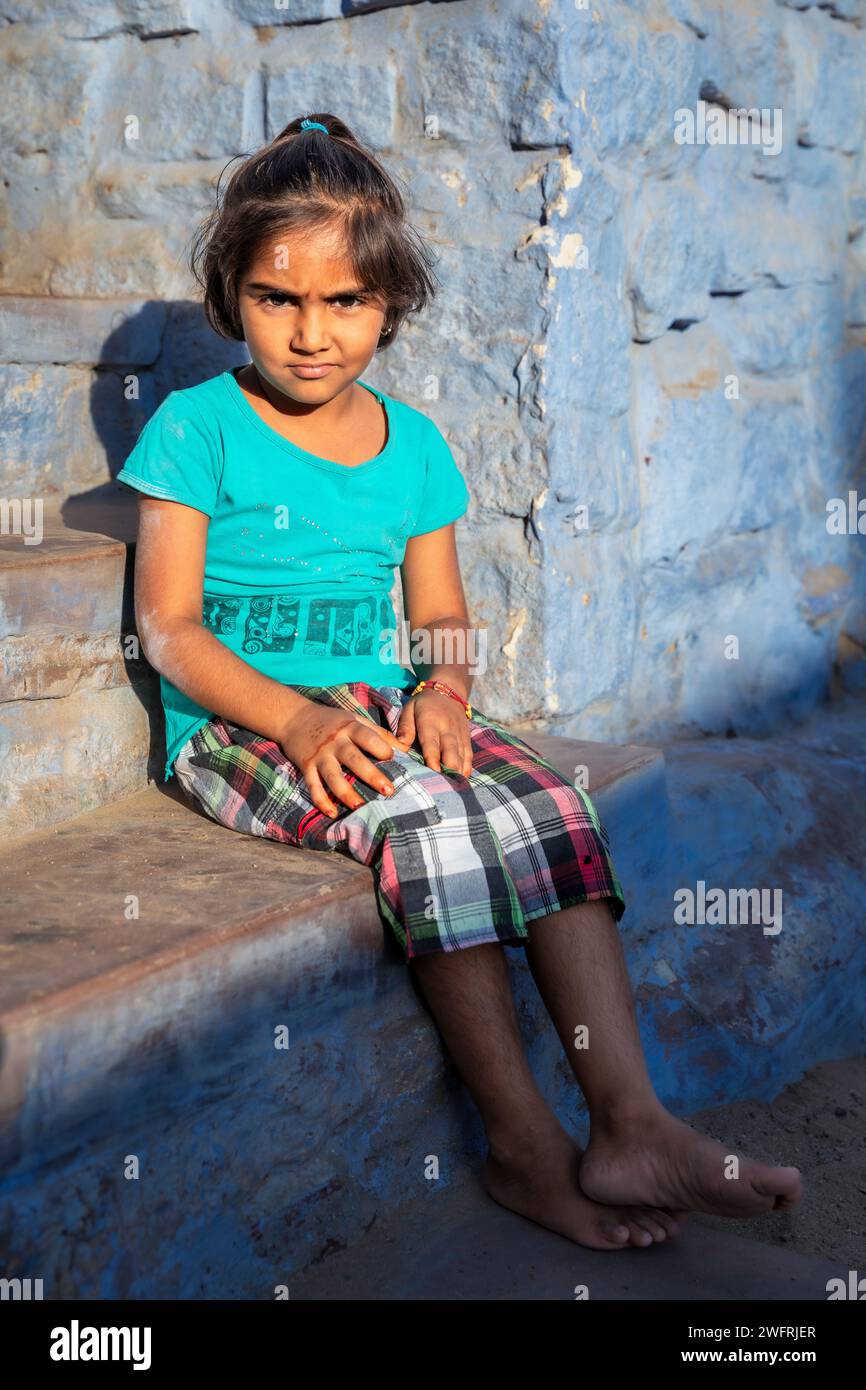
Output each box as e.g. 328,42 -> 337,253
400,524 -> 475,700
132,494 -> 310,742
398,523 -> 476,777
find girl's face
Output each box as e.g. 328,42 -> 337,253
236,224 -> 389,404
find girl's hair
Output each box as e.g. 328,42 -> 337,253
189,112 -> 440,349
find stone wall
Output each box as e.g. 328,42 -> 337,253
2,0 -> 865,743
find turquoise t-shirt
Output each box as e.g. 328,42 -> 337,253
116,368 -> 471,781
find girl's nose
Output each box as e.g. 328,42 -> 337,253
292,310 -> 330,350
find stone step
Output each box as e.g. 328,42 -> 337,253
0,488 -> 137,651
0,731 -> 668,1297
0,486 -> 161,835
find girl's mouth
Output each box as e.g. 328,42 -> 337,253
289,364 -> 336,379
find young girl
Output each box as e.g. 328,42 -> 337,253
119,113 -> 801,1254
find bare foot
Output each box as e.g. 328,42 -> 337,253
483,1126 -> 688,1251
579,1106 -> 803,1219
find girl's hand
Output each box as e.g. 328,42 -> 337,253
279,702 -> 411,818
396,688 -> 473,778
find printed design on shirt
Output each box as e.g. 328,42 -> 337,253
304,595 -> 392,659
244,595 -> 302,654
202,591 -> 392,658
202,595 -> 242,635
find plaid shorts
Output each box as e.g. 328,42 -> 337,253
173,682 -> 627,962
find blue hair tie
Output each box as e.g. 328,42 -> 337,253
300,119 -> 329,135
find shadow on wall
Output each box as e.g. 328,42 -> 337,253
61,300 -> 248,541
53,302 -> 249,779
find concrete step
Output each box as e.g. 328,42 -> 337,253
0,731 -> 668,1297
0,486 -> 161,835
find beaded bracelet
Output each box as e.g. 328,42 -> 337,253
410,679 -> 472,719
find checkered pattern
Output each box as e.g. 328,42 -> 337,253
173,682 -> 627,961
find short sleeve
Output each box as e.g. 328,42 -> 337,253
409,419 -> 471,537
116,391 -> 221,518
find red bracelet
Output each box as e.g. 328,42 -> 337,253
411,679 -> 472,719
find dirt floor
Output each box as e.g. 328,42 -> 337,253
687,1055 -> 866,1267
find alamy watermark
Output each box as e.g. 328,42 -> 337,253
1,1276 -> 43,1299
379,620 -> 488,676
674,99 -> 783,157
674,880 -> 783,936
0,497 -> 43,545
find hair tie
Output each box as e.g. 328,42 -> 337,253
300,119 -> 329,135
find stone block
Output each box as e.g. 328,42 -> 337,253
711,282 -> 846,377
0,365 -> 156,495
627,178 -> 717,340
790,8 -> 866,154
704,173 -> 845,293
2,0 -> 196,37
0,685 -> 159,836
0,297 -> 166,366
561,5 -> 695,159
102,59 -> 254,162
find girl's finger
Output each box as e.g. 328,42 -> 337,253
335,742 -> 397,797
439,732 -> 466,776
318,754 -> 372,811
352,721 -> 409,760
394,704 -> 415,747
418,729 -> 442,772
302,763 -> 340,818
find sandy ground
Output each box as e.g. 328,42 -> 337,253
687,1055 -> 866,1266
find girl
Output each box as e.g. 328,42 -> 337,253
119,114 -> 801,1254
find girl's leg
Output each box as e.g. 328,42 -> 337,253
522,897 -> 803,1217
409,942 -> 682,1249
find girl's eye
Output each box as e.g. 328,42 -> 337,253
259,293 -> 367,309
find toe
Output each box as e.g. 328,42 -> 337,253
636,1215 -> 668,1242
625,1207 -> 668,1242
753,1165 -> 802,1209
601,1221 -> 631,1246
653,1209 -> 682,1238
624,1213 -> 656,1246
